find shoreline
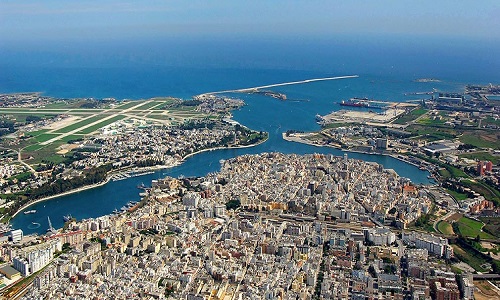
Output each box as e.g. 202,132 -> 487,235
181,134 -> 269,161
8,136 -> 268,221
282,133 -> 429,174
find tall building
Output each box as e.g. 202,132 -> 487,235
13,241 -> 61,276
376,138 -> 388,150
476,161 -> 484,176
10,229 -> 23,243
477,160 -> 493,176
485,161 -> 493,172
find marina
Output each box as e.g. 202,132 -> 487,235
110,170 -> 155,181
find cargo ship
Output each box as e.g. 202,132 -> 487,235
340,99 -> 369,108
339,98 -> 385,109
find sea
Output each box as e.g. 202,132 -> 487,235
2,35 -> 499,234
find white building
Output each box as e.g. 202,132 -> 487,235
402,231 -> 452,258
364,227 -> 396,246
13,240 -> 62,276
10,229 -> 23,243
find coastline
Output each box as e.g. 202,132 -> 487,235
282,133 -> 426,171
8,135 -> 268,221
181,134 -> 269,161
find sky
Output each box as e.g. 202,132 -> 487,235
1,0 -> 499,43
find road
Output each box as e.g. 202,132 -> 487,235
0,146 -> 37,174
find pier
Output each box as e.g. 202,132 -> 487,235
197,75 -> 359,97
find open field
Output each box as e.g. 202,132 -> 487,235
54,115 -> 103,133
437,221 -> 454,235
455,217 -> 495,239
459,151 -> 500,165
451,244 -> 490,272
116,101 -> 145,109
461,179 -> 500,205
460,131 -> 500,149
392,108 -> 427,125
32,133 -> 60,143
75,115 -> 127,134
60,135 -> 85,143
132,101 -> 165,110
445,188 -> 468,201
480,217 -> 500,239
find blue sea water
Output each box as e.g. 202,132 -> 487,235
3,36 -> 499,234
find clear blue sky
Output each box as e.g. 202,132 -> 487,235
0,0 -> 499,43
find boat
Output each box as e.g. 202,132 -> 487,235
63,214 -> 72,222
137,182 -> 146,189
24,210 -> 36,215
112,208 -> 120,214
339,98 -> 385,109
340,99 -> 369,108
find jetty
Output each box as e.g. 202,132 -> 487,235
196,75 -> 359,97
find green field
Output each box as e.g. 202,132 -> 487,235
43,101 -> 78,109
452,244 -> 490,272
416,117 -> 447,126
54,115 -> 104,133
25,141 -> 66,164
459,152 -> 499,165
69,109 -> 105,113
392,108 -> 427,125
132,101 -> 165,110
461,179 -> 500,205
437,221 -> 454,235
61,135 -> 85,143
75,115 -> 127,134
480,217 -> 500,239
459,132 -> 500,149
23,144 -> 44,151
32,133 -> 59,143
12,114 -> 57,123
446,189 -> 468,201
456,217 -> 495,239
26,129 -> 49,136
148,114 -> 174,121
437,164 -> 467,179
116,101 -> 145,109
406,125 -> 457,141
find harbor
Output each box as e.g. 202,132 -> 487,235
110,170 -> 155,181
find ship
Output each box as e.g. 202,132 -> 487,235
63,214 -> 72,222
24,210 -> 36,215
339,98 -> 385,109
340,99 -> 369,108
